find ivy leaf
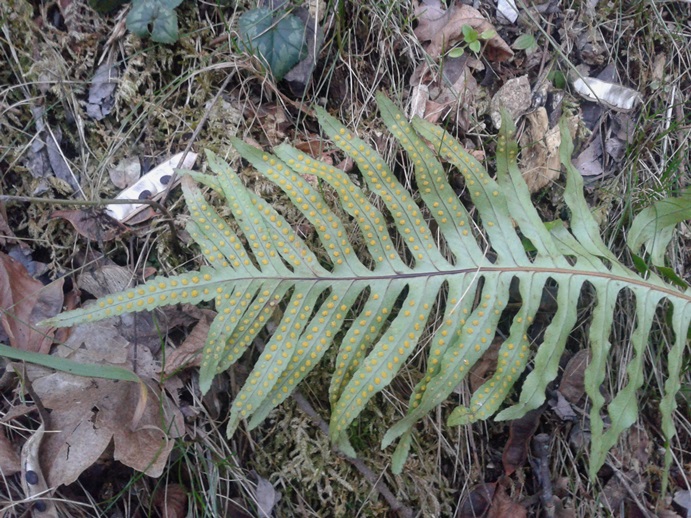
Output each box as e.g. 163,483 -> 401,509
126,0 -> 183,44
238,7 -> 308,81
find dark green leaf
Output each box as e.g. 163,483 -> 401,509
238,7 -> 308,81
548,70 -> 566,89
126,0 -> 181,44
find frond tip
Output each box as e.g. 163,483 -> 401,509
41,94 -> 691,481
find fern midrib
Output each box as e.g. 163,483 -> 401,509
222,266 -> 690,301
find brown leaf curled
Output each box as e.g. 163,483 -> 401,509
0,252 -> 63,353
415,0 -> 513,61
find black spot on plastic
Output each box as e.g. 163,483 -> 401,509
138,190 -> 152,200
160,174 -> 171,185
25,470 -> 39,485
34,500 -> 46,512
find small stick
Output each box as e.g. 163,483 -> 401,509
531,433 -> 555,518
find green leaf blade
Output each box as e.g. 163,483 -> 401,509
627,188 -> 691,266
248,283 -> 364,429
496,276 -> 581,420
40,268 -> 227,328
238,8 -> 307,81
377,92 -> 485,266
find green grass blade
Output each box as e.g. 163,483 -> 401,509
0,343 -> 141,383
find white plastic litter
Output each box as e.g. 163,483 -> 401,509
106,152 -> 197,222
497,0 -> 519,23
572,77 -> 642,112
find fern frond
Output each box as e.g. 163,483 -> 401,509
42,94 -> 691,480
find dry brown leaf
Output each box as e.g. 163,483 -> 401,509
0,427 -> 21,476
457,482 -> 496,518
109,156 -> 141,190
550,390 -> 577,421
254,472 -> 280,518
519,107 -> 561,193
558,349 -> 590,404
153,483 -> 188,518
164,312 -> 214,374
78,264 -> 134,300
0,252 -> 63,353
469,338 -> 502,392
626,425 -> 651,470
573,139 -> 604,177
294,138 -> 328,158
601,470 -> 646,514
415,1 -> 513,61
502,408 -> 543,476
253,104 -> 290,147
410,55 -> 479,128
487,483 -> 526,518
51,209 -> 123,242
554,496 -> 577,518
9,320 -> 184,487
489,75 -> 531,129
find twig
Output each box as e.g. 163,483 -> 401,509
531,433 -> 555,518
291,390 -> 415,518
0,195 -> 177,238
